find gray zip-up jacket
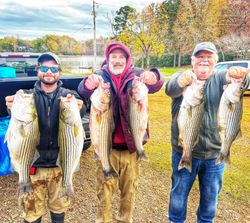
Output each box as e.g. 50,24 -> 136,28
165,70 -> 248,160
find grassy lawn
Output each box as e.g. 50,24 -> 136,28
160,66 -> 191,79
146,88 -> 249,220
63,66 -> 191,79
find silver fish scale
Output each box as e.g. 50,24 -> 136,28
89,84 -> 116,177
177,79 -> 205,172
217,91 -> 243,164
59,97 -> 84,196
91,107 -> 113,173
179,102 -> 205,149
17,121 -> 39,184
129,93 -> 148,160
5,91 -> 39,194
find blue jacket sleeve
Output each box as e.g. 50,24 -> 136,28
165,71 -> 185,98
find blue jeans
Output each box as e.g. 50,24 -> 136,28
168,150 -> 225,223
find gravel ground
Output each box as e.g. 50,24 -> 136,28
0,147 -> 249,223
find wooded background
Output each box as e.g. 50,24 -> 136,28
0,0 -> 249,68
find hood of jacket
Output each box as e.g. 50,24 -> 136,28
105,42 -> 133,76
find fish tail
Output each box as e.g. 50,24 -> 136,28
59,185 -> 74,198
18,182 -> 33,197
216,152 -> 230,164
103,168 -> 118,178
178,158 -> 192,173
137,150 -> 148,161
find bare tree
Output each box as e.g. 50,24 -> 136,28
217,34 -> 250,59
225,0 -> 250,36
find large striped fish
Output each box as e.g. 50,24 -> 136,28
59,95 -> 84,196
90,80 -> 117,177
129,78 -> 148,160
178,76 -> 205,172
216,78 -> 244,164
5,90 -> 39,195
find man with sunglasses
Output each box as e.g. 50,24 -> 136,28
5,52 -> 83,223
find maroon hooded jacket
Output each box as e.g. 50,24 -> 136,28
78,42 -> 164,153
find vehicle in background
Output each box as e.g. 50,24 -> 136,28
215,60 -> 250,90
0,52 -> 91,151
215,60 -> 250,71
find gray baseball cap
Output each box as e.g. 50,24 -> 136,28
38,52 -> 60,65
192,42 -> 217,56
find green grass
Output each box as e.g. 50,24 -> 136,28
146,88 -> 250,207
160,66 -> 191,78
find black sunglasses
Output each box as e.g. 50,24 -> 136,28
38,66 -> 60,73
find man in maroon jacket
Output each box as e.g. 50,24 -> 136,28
78,42 -> 163,223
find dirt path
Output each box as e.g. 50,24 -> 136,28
0,147 -> 249,223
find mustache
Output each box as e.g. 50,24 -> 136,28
199,62 -> 209,66
113,62 -> 124,66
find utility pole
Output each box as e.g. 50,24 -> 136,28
92,0 -> 97,71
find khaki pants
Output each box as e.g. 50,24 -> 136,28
96,150 -> 139,223
19,167 -> 70,222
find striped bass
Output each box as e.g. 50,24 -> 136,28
5,90 -> 39,195
178,77 -> 205,172
129,78 -> 148,160
216,78 -> 244,164
90,80 -> 117,177
59,95 -> 84,196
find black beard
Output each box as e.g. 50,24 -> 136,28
40,79 -> 58,85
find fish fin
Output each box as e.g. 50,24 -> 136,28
74,125 -> 79,137
235,129 -> 242,140
96,113 -> 101,124
4,133 -> 8,143
74,161 -> 80,172
187,108 -> 192,118
178,152 -> 192,173
103,168 -> 118,178
18,182 -> 33,197
178,158 -> 192,173
228,102 -> 234,111
178,136 -> 183,147
59,185 -> 74,198
19,126 -> 26,138
138,102 -> 143,112
137,150 -> 148,161
55,152 -> 62,167
223,84 -> 228,91
218,125 -> 224,133
216,152 -> 230,164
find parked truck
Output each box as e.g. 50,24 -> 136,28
0,52 -> 91,176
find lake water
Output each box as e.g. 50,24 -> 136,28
60,55 -> 104,73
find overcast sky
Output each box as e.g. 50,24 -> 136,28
0,0 -> 164,41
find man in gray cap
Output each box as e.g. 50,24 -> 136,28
165,42 -> 250,222
6,52 -> 83,223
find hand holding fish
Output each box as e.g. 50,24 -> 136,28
85,74 -> 104,90
178,71 -> 194,88
5,95 -> 15,110
140,71 -> 157,85
227,67 -> 250,82
66,94 -> 83,110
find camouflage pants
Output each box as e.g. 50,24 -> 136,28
19,167 -> 70,222
96,149 -> 139,223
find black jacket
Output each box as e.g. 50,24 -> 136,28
28,80 -> 80,167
